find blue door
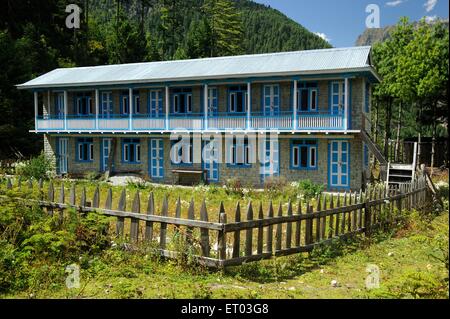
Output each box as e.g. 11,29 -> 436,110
260,139 -> 279,182
150,138 -> 164,179
207,88 -> 218,116
149,90 -> 163,117
56,93 -> 65,119
101,138 -> 112,172
329,140 -> 350,188
57,138 -> 68,174
264,85 -> 280,116
202,140 -> 219,182
331,81 -> 345,114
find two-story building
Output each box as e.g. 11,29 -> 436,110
17,46 -> 381,191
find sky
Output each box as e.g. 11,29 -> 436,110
253,0 -> 449,47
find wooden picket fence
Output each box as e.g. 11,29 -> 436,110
0,175 -> 428,268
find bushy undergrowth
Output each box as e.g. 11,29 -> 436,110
15,152 -> 54,180
0,197 -> 111,294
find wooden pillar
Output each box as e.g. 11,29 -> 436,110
344,77 -> 349,132
63,90 -> 68,130
34,91 -> 38,130
293,79 -> 298,131
95,89 -> 99,130
247,82 -> 251,130
204,83 -> 208,130
165,85 -> 169,131
129,88 -> 133,131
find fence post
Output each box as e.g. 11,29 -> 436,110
69,183 -> 76,206
47,181 -> 54,216
218,202 -> 227,263
246,202 -> 254,256
145,192 -> 154,242
116,189 -> 126,238
315,195 -> 321,242
38,178 -> 43,200
295,200 -> 302,246
186,199 -> 195,245
160,196 -> 169,250
92,186 -> 100,209
305,204 -> 313,245
6,178 -> 12,190
199,199 -> 210,257
364,188 -> 372,236
321,196 -> 327,239
335,195 -> 341,237
340,192 -> 347,234
232,202 -> 241,258
328,195 -> 335,239
275,203 -> 282,253
130,191 -> 140,242
286,201 -> 293,249
257,202 -> 264,255
58,182 -> 65,224
266,201 -> 274,254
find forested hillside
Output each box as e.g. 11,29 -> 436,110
0,0 -> 330,159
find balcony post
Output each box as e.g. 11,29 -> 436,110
95,89 -> 99,130
129,88 -> 133,131
34,91 -> 38,130
165,85 -> 169,131
247,82 -> 251,130
344,77 -> 349,131
293,79 -> 298,131
47,90 -> 51,115
63,90 -> 68,130
204,83 -> 208,131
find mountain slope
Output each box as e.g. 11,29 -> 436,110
90,0 -> 331,54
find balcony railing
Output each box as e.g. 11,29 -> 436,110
36,111 -> 346,132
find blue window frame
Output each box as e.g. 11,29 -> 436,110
55,92 -> 65,118
172,88 -> 192,114
263,84 -> 280,115
207,87 -> 218,116
120,90 -> 140,115
228,85 -> 248,113
227,136 -> 251,167
148,89 -> 163,117
290,139 -> 318,170
76,138 -> 94,162
74,93 -> 93,116
100,91 -> 113,118
171,137 -> 193,166
122,138 -> 141,164
365,82 -> 370,113
297,82 -> 318,112
364,143 -> 369,168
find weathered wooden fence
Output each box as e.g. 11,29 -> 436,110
0,176 -> 428,268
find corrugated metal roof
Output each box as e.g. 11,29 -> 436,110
17,46 -> 377,89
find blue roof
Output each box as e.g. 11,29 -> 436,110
17,46 -> 380,89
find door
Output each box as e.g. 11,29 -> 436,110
331,81 -> 345,115
150,138 -> 164,179
58,138 -> 68,175
264,85 -> 280,116
329,140 -> 350,188
101,92 -> 113,118
202,140 -> 219,182
207,88 -> 218,116
56,93 -> 65,119
260,139 -> 279,182
149,90 -> 163,117
101,138 -> 112,172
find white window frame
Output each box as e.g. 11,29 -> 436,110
186,94 -> 192,113
124,144 -> 129,162
292,146 -> 300,167
122,95 -> 129,115
89,143 -> 94,161
309,146 -> 317,168
134,95 -> 140,114
309,88 -> 318,111
136,144 -> 141,162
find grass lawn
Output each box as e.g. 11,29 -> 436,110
2,207 -> 447,299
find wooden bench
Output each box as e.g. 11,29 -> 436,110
172,169 -> 205,186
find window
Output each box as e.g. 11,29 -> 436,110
331,81 -> 345,114
172,88 -> 193,114
297,82 -> 318,112
229,85 -> 248,113
229,136 -> 251,167
55,93 -> 64,118
75,93 -> 93,115
291,140 -> 318,169
123,138 -> 141,164
120,90 -> 140,115
101,91 -> 113,117
365,82 -> 370,113
77,138 -> 94,162
171,137 -> 193,165
264,84 -> 280,115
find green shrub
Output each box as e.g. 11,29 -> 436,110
295,179 -> 324,201
224,178 -> 243,196
15,152 -> 54,180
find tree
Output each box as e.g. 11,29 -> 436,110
203,0 -> 244,57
